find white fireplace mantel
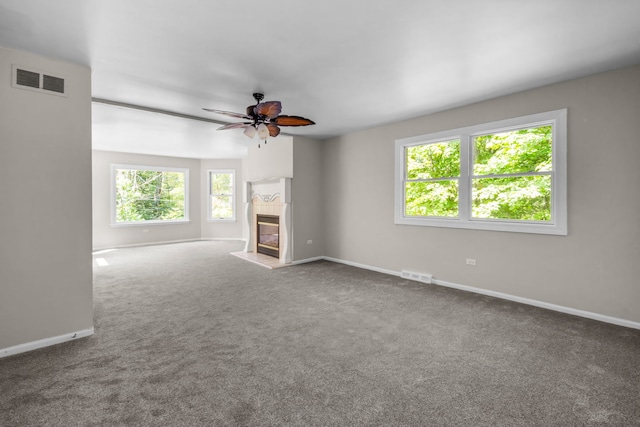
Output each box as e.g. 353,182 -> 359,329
243,177 -> 292,264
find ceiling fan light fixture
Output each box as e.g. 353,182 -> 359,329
203,93 -> 315,147
257,123 -> 269,140
243,125 -> 256,138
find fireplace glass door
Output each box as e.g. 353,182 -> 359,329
257,215 -> 279,258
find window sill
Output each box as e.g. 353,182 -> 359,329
207,218 -> 237,223
395,216 -> 567,235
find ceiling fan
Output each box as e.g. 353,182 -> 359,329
203,93 -> 315,147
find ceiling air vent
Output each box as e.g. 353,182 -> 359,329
12,65 -> 67,97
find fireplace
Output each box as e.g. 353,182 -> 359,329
257,214 -> 279,258
242,178 -> 291,264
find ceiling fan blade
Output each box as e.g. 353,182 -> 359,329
273,115 -> 316,127
254,101 -> 282,119
267,123 -> 281,137
217,122 -> 250,130
203,108 -> 251,120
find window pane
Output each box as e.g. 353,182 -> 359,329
472,175 -> 551,221
473,125 -> 552,176
405,180 -> 459,217
211,195 -> 233,219
116,169 -> 186,222
211,172 -> 232,195
406,139 -> 460,180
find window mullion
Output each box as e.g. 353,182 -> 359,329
472,171 -> 552,180
459,133 -> 471,220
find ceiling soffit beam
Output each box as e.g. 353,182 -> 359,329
91,98 -> 226,125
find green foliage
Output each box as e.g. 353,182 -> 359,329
210,172 -> 234,219
211,195 -> 233,219
405,139 -> 460,217
211,172 -> 232,194
404,125 -> 553,221
472,126 -> 552,221
405,181 -> 459,217
406,139 -> 460,180
472,176 -> 551,220
116,169 -> 185,222
474,126 -> 552,175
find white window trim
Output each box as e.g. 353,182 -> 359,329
394,109 -> 567,235
110,164 -> 190,226
208,169 -> 236,222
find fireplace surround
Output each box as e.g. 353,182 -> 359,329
242,177 -> 292,264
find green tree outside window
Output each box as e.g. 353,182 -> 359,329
115,168 -> 186,223
405,139 -> 460,217
472,126 -> 552,221
210,171 -> 234,220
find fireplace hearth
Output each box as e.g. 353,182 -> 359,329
257,214 -> 279,258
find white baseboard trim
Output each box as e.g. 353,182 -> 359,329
322,256 -> 640,330
323,256 -> 402,278
92,238 -> 202,251
0,327 -> 95,358
292,256 -> 325,265
431,278 -> 640,330
93,237 -> 248,252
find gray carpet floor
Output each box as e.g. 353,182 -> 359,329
1,240 -> 639,426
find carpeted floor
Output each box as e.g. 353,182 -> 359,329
1,240 -> 639,426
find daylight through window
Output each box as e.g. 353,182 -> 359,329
395,109 -> 567,235
112,165 -> 188,225
472,126 -> 552,221
209,170 -> 235,221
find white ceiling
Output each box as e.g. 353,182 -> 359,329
91,102 -> 255,159
2,0 -> 640,158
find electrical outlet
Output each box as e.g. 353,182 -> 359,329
466,258 -> 476,266
143,229 -> 149,233
307,240 -> 313,244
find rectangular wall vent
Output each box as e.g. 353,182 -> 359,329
42,74 -> 65,93
12,65 -> 67,97
16,68 -> 40,88
401,270 -> 433,284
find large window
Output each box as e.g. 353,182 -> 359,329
395,109 -> 567,235
209,170 -> 235,221
112,165 -> 189,225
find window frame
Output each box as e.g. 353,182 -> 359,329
110,164 -> 190,227
394,109 -> 567,235
208,169 -> 236,222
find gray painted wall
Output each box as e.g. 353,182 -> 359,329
92,150 -> 202,249
201,158 -> 243,240
292,136 -> 325,261
243,135 -> 293,182
0,47 -> 93,349
322,64 -> 640,323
